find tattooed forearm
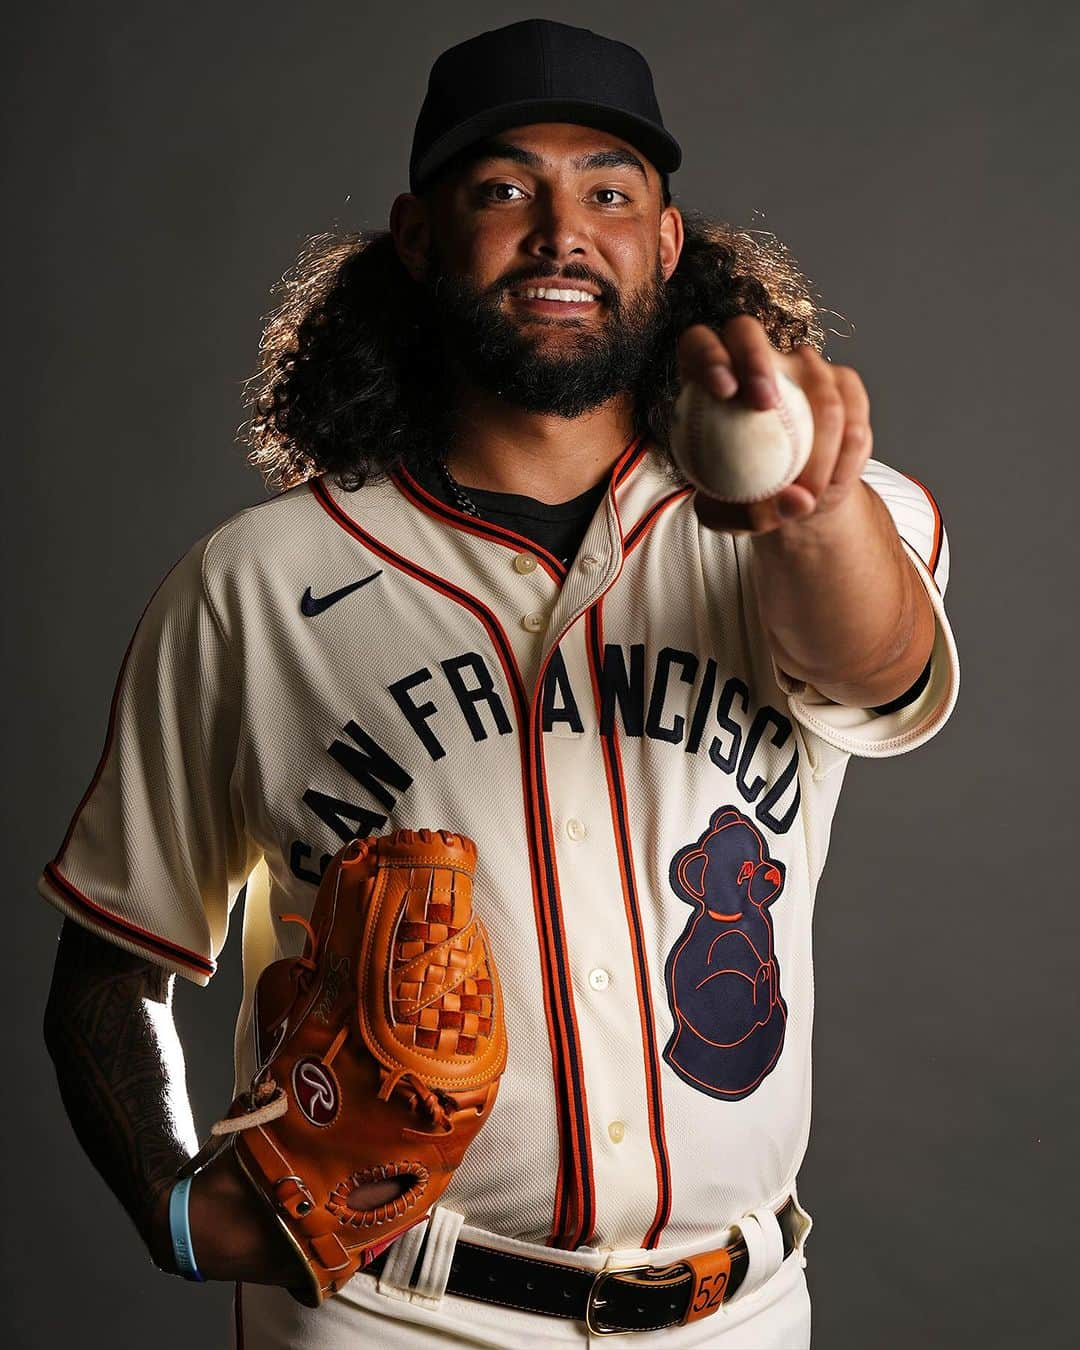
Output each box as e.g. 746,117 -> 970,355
43,919 -> 197,1262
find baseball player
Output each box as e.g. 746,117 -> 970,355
40,19 -> 959,1349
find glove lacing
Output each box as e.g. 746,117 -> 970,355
207,912 -> 322,1137
212,912 -> 457,1137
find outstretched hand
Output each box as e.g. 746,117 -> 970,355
677,317 -> 874,537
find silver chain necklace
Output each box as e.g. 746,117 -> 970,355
437,455 -> 582,568
437,456 -> 481,517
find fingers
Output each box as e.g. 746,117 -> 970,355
719,315 -> 783,410
692,482 -> 816,536
788,346 -> 845,506
677,323 -> 738,401
677,318 -> 781,409
829,364 -> 874,487
782,355 -> 873,523
347,1177 -> 408,1209
677,318 -> 875,537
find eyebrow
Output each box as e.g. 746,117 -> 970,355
462,137 -> 649,184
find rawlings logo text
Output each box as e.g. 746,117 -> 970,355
312,952 -> 351,1025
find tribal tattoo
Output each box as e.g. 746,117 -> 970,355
43,920 -> 194,1264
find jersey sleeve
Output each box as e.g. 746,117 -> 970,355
36,530 -> 260,985
768,457 -> 960,759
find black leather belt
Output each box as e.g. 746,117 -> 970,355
366,1197 -> 799,1335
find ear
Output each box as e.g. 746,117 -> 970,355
659,204 -> 683,282
677,847 -> 708,900
389,193 -> 431,284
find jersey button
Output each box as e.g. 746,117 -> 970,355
521,612 -> 545,633
580,553 -> 601,570
566,818 -> 587,841
608,1121 -> 626,1144
588,968 -> 610,991
513,552 -> 538,574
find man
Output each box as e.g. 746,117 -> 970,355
40,19 -> 959,1349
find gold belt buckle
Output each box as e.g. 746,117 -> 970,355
585,1260 -> 693,1336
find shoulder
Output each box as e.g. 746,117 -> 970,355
194,474 -> 393,614
132,475 -> 393,645
860,457 -> 944,525
858,457 -> 949,592
200,477 -> 333,571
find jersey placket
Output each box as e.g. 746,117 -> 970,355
539,612 -> 667,1248
502,499 -> 620,1247
363,450 -> 674,1249
521,482 -> 672,1248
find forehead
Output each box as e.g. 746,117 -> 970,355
455,122 -> 656,185
491,122 -> 641,155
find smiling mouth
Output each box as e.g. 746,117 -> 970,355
507,287 -> 603,320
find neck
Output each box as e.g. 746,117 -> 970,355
445,380 -> 636,504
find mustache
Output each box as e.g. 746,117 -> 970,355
494,264 -> 613,304
424,254 -> 671,335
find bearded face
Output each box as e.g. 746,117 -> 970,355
422,244 -> 673,419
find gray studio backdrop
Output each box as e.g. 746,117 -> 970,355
7,2 -> 1077,1347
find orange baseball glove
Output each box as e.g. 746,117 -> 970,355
184,828 -> 506,1306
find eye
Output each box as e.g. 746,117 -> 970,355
480,181 -> 528,202
737,861 -> 755,884
478,182 -> 632,206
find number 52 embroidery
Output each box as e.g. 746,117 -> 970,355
689,1263 -> 730,1319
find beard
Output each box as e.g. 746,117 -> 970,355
421,248 -> 672,419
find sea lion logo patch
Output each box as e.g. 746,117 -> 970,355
663,806 -> 788,1100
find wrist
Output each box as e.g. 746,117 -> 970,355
186,1145 -> 303,1287
143,1153 -> 234,1279
755,480 -> 869,555
184,1149 -> 241,1278
168,1177 -> 206,1282
146,1179 -> 182,1274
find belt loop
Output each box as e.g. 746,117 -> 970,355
376,1216 -> 430,1302
411,1206 -> 465,1305
790,1184 -> 814,1263
734,1207 -> 785,1300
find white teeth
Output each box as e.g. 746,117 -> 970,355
517,287 -> 597,302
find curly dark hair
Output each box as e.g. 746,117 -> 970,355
242,207 -> 830,493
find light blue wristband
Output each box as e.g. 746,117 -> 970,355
168,1176 -> 206,1282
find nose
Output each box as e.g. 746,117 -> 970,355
530,236 -> 587,263
523,190 -> 589,264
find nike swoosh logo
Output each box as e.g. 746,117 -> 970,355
300,571 -> 383,617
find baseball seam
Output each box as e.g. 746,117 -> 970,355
685,381 -> 802,505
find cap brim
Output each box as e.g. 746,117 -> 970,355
410,98 -> 681,191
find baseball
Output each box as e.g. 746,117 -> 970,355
670,367 -> 814,504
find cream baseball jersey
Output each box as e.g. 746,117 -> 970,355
38,438 -> 959,1254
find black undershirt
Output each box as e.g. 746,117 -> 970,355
414,460 -> 609,567
413,460 -> 931,715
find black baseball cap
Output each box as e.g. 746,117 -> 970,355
409,19 -> 682,194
